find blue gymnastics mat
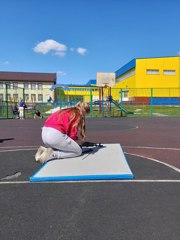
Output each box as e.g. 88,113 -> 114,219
30,144 -> 134,182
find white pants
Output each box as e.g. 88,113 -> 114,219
42,127 -> 82,159
19,107 -> 24,119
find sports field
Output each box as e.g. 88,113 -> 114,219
0,117 -> 179,240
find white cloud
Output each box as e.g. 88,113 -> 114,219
33,39 -> 67,56
77,47 -> 87,55
33,39 -> 88,57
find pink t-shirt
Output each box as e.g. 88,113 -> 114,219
44,110 -> 79,141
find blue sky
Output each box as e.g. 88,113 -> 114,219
0,0 -> 180,85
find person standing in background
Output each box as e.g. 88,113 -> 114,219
19,99 -> 26,119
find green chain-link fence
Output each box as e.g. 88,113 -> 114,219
1,86 -> 180,119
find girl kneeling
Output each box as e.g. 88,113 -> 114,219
35,102 -> 90,164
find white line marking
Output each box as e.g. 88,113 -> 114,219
125,152 -> 180,173
1,145 -> 179,151
123,146 -> 180,151
0,148 -> 37,153
0,180 -> 179,184
0,146 -> 38,149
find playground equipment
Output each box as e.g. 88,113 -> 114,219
108,96 -> 134,116
93,86 -> 134,117
55,85 -> 134,117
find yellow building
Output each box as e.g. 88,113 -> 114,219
52,79 -> 115,105
52,56 -> 180,105
115,56 -> 180,102
0,71 -> 56,102
52,83 -> 98,104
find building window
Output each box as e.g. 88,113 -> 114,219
146,69 -> 159,75
38,83 -> 43,90
25,94 -> 29,101
31,94 -> 36,102
0,82 -> 3,89
13,82 -> 18,89
123,91 -> 129,98
0,94 -> 3,101
163,70 -> 176,75
31,83 -> 36,90
13,94 -> 18,101
6,82 -> 11,89
24,83 -> 29,89
38,94 -> 43,102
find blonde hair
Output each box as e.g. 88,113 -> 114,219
58,101 -> 90,142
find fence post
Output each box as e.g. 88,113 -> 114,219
109,87 -> 112,117
119,88 -> 123,103
5,83 -> 8,119
90,87 -> 93,117
59,88 -> 63,109
102,87 -> 105,118
150,88 -> 153,116
23,87 -> 25,119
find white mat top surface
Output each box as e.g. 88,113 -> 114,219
30,144 -> 134,181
